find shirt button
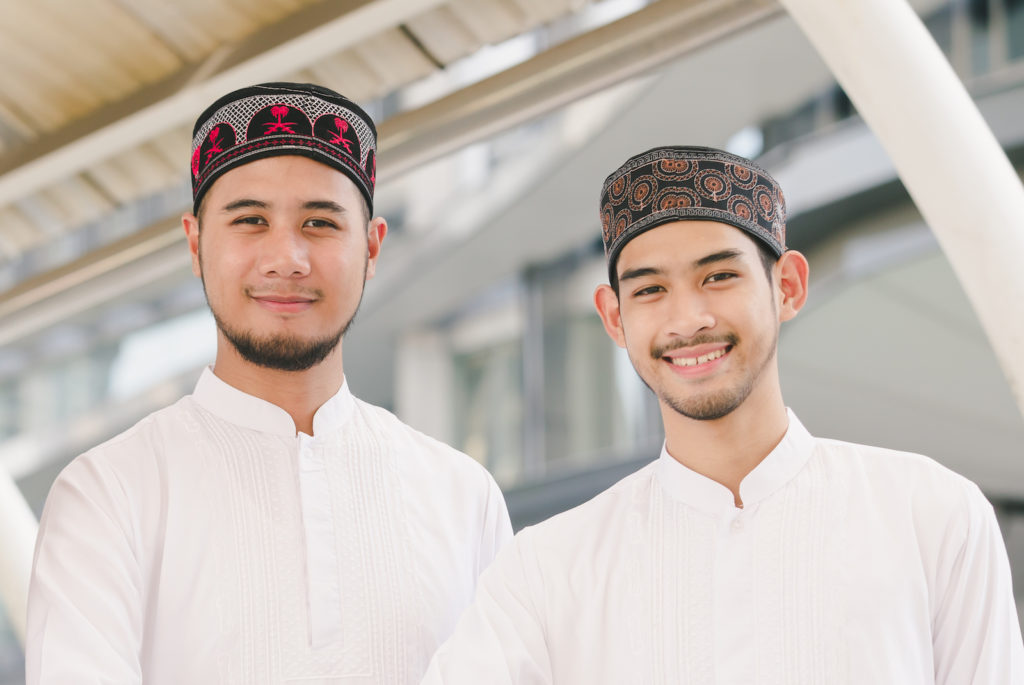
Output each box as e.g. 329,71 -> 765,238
731,518 -> 744,531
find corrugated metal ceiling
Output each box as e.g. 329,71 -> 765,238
0,0 -> 590,279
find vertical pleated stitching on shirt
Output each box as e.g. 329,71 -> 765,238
621,473 -> 655,684
683,501 -> 716,683
753,483 -> 784,684
298,426 -> 374,677
809,456 -> 828,682
222,421 -> 258,683
656,488 -> 716,684
313,428 -> 375,675
349,418 -> 402,681
280,405 -> 408,679
264,432 -> 318,678
373,417 -> 428,676
253,428 -> 285,680
772,452 -> 842,684
646,479 -> 664,685
194,408 -> 278,683
339,405 -> 417,683
199,408 -> 241,683
783,457 -> 811,680
192,402 -> 414,682
821,452 -> 849,684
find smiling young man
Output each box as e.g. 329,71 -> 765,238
422,145 -> 1023,683
26,83 -> 512,684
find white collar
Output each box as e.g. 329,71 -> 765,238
655,409 -> 816,516
191,366 -> 356,438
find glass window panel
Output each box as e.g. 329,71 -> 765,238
543,313 -> 660,471
831,86 -> 856,122
1008,0 -> 1024,59
0,383 -> 14,441
529,253 -> 663,475
453,340 -> 525,486
448,254 -> 663,488
761,100 -> 818,152
925,5 -> 954,57
969,0 -> 992,74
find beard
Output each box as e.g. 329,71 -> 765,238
211,308 -> 355,372
637,328 -> 778,421
201,254 -> 367,373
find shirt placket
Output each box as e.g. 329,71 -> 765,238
297,432 -> 343,648
712,508 -> 757,684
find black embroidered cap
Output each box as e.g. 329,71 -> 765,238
600,145 -> 786,281
190,82 -> 377,216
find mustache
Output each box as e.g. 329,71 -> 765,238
244,285 -> 324,299
651,332 -> 739,359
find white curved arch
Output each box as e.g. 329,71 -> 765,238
779,0 -> 1024,418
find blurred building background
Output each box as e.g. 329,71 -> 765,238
2,0 -> 1024,680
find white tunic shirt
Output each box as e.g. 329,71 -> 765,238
27,368 -> 512,684
423,412 -> 1023,684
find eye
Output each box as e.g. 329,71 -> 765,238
229,215 -> 269,232
704,272 -> 737,284
632,284 -> 664,298
232,215 -> 266,226
304,218 -> 340,230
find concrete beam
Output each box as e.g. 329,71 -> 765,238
379,0 -> 781,178
0,0 -> 450,208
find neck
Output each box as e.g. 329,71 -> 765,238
211,333 -> 344,435
661,375 -> 789,508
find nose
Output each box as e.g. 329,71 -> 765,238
663,290 -> 715,340
258,227 -> 311,278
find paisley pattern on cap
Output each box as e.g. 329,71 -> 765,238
599,146 -> 786,278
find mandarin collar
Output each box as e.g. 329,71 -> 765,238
655,409 -> 816,516
191,366 -> 355,438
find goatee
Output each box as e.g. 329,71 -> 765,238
642,330 -> 776,421
199,247 -> 367,371
212,310 -> 350,371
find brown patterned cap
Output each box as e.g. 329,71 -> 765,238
190,82 -> 377,216
600,145 -> 786,280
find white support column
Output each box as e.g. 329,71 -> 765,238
396,329 -> 456,446
0,464 -> 37,646
778,0 -> 1024,417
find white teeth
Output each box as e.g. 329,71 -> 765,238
670,348 -> 726,367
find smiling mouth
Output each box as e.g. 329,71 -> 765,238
255,296 -> 315,304
665,346 -> 731,368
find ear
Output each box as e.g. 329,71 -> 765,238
364,216 -> 388,280
594,284 -> 627,348
775,250 -> 809,322
182,212 -> 202,278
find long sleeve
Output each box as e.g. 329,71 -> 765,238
476,473 -> 513,575
25,456 -> 144,684
931,483 -> 1024,684
422,529 -> 552,685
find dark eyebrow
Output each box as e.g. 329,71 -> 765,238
302,200 -> 347,214
694,249 -> 744,268
219,199 -> 349,214
618,266 -> 663,283
619,249 -> 745,282
221,198 -> 268,212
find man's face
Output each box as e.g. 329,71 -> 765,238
183,155 -> 385,372
595,220 -> 796,421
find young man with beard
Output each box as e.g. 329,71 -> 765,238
422,146 -> 1023,683
26,83 -> 512,684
